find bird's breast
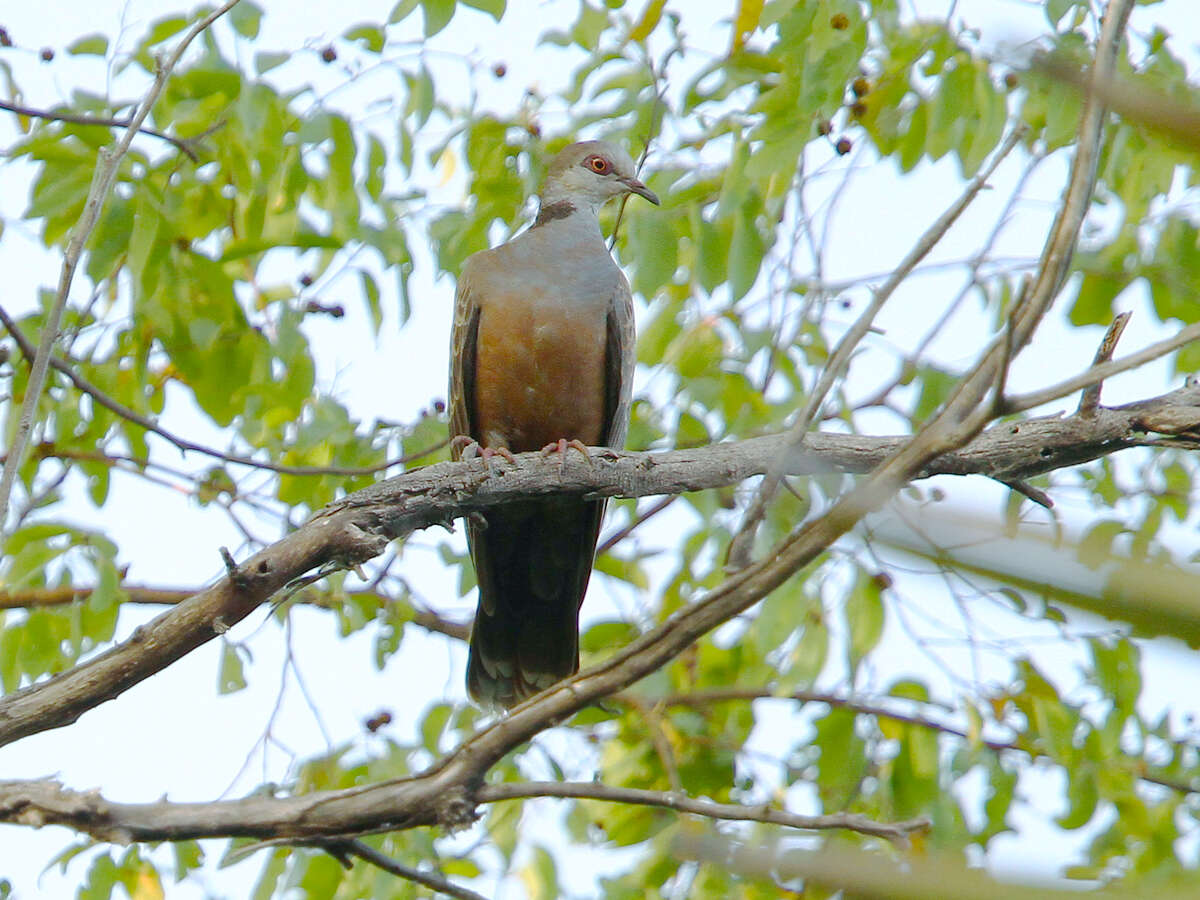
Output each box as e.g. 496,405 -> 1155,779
473,296 -> 609,452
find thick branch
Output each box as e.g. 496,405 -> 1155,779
0,776 -> 925,847
2,378 -> 1195,749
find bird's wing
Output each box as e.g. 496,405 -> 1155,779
603,271 -> 636,450
448,268 -> 481,459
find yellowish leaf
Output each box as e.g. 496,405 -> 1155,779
629,0 -> 666,43
730,0 -> 764,52
131,869 -> 164,900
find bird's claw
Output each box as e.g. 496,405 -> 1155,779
540,438 -> 594,473
452,435 -> 516,468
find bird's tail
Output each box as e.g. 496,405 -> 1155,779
465,498 -> 604,709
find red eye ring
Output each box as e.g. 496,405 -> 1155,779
585,155 -> 611,174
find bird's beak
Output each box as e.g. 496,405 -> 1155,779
620,176 -> 660,205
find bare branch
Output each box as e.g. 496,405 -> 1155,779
1,375 -> 1195,749
476,781 -> 930,844
1078,311 -> 1131,413
0,774 -> 926,851
0,98 -> 209,161
1003,321 -> 1200,416
308,840 -> 489,900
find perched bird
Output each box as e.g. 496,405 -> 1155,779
448,140 -> 660,708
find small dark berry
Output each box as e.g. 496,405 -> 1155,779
851,76 -> 870,98
849,101 -> 867,119
492,62 -> 507,78
433,399 -> 446,413
365,710 -> 393,733
40,47 -> 53,61
1004,72 -> 1019,90
817,119 -> 833,136
0,27 -> 12,47
526,121 -> 542,138
835,137 -> 852,155
872,572 -> 894,591
320,45 -> 337,63
299,273 -> 313,287
830,13 -> 850,30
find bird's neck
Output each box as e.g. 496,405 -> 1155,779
533,199 -> 579,226
534,184 -> 604,228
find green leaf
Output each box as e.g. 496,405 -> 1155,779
1057,763 -> 1100,829
422,0 -> 456,36
67,34 -> 109,56
230,1 -> 264,38
360,269 -> 382,333
628,0 -> 666,42
421,702 -> 453,753
218,642 -> 247,694
727,199 -> 764,301
390,0 -> 421,22
460,0 -> 505,20
846,572 -> 885,667
344,24 -> 386,53
254,51 -> 289,74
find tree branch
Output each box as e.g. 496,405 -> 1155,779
727,123 -> 1028,568
0,775 -> 927,850
299,839 -> 489,900
0,584 -> 470,641
476,781 -> 929,844
0,98 -> 212,161
1,374 -> 1194,749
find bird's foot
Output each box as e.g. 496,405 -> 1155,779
452,436 -> 516,468
540,438 -> 594,473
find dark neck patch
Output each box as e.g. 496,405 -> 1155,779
533,200 -> 576,227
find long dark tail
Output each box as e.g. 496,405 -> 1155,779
466,496 -> 605,708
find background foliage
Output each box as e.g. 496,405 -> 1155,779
2,0 -> 1200,896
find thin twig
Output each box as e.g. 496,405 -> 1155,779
311,840 -> 488,900
0,98 -> 208,161
998,478 -> 1054,509
597,495 -> 677,555
1078,311 -> 1132,413
726,125 -> 1028,570
0,0 -> 243,532
1002,320 -> 1200,415
0,302 -> 444,476
622,695 -> 684,792
610,50 -> 670,251
476,781 -> 930,843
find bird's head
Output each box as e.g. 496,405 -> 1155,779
541,140 -> 660,210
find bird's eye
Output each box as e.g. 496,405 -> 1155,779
585,155 -> 611,174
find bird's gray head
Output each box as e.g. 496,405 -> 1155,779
539,140 -> 660,213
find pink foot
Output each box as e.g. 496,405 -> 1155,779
540,438 -> 594,472
452,436 -> 516,467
